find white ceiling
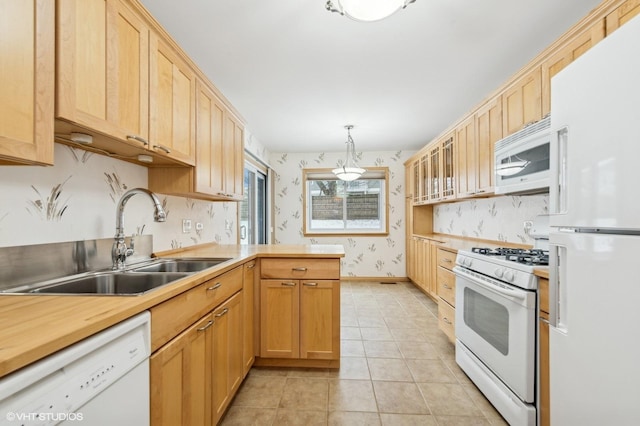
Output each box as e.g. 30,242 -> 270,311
140,0 -> 602,153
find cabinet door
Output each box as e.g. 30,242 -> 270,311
211,292 -> 243,424
541,20 -> 605,116
195,81 -> 226,196
429,241 -> 439,297
428,143 -> 441,202
502,68 -> 542,136
441,134 -> 455,200
606,0 -> 640,34
260,279 -> 300,358
149,33 -> 196,165
539,318 -> 550,426
456,117 -> 476,198
475,96 -> 502,195
56,0 -> 149,146
0,0 -> 54,165
242,261 -> 256,376
222,113 -> 245,199
300,280 -> 340,360
150,314 -> 212,426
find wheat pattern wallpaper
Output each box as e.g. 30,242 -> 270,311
0,143 -> 238,250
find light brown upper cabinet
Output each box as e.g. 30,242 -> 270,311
606,0 -> 640,34
426,132 -> 455,203
541,20 -> 605,116
502,68 -> 542,136
0,0 -> 54,165
475,96 -> 502,195
148,79 -> 244,201
148,31 -> 196,165
56,0 -> 194,166
455,116 -> 477,198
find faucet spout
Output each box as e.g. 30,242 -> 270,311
112,188 -> 166,270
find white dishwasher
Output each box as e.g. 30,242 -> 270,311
0,311 -> 151,426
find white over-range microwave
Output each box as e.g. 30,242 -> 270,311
494,115 -> 550,195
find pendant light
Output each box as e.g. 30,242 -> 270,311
325,0 -> 416,22
333,125 -> 366,181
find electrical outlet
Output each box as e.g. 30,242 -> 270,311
195,222 -> 203,231
182,219 -> 192,233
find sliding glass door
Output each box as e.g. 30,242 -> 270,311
240,164 -> 267,244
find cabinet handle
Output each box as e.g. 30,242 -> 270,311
126,135 -> 148,146
443,284 -> 452,290
247,263 -> 256,269
292,267 -> 307,272
540,317 -> 550,325
197,320 -> 213,331
303,282 -> 318,286
207,283 -> 222,291
443,258 -> 453,263
215,308 -> 229,318
442,317 -> 452,325
153,144 -> 171,154
281,282 -> 296,286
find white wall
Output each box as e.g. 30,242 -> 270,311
269,150 -> 412,278
0,144 -> 237,250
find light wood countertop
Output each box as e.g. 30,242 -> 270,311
0,244 -> 344,378
411,233 -> 531,253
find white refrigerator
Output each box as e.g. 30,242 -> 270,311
548,12 -> 640,426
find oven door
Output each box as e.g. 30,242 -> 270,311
454,266 -> 536,403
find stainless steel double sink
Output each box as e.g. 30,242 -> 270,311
6,258 -> 232,296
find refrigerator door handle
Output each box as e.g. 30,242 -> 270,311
551,126 -> 569,215
549,243 -> 567,330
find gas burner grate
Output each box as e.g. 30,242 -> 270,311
506,253 -> 549,266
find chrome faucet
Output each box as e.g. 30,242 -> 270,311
112,188 -> 166,270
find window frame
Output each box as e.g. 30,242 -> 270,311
302,167 -> 390,236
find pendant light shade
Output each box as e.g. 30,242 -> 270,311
325,0 -> 416,22
332,125 -> 366,181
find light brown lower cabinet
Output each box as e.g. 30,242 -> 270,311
257,258 -> 341,367
211,292 -> 243,424
538,276 -> 550,426
150,314 -> 212,426
242,260 -> 256,376
150,290 -> 244,426
260,279 -> 340,362
437,248 -> 457,343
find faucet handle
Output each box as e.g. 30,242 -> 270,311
127,234 -> 135,258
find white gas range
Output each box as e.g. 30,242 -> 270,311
453,217 -> 548,426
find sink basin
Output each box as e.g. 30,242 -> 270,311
29,271 -> 190,295
128,258 -> 232,273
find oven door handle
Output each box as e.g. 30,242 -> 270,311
454,267 -> 526,301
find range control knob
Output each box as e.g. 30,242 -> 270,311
494,268 -> 504,278
505,270 -> 515,282
463,257 -> 473,267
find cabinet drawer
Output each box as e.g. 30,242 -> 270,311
151,266 -> 243,351
437,249 -> 457,271
260,258 -> 339,279
437,266 -> 456,307
438,300 -> 455,343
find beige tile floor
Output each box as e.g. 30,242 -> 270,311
220,281 -> 508,426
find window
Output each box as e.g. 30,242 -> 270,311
240,159 -> 269,244
303,167 -> 389,235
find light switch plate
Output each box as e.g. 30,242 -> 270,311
182,219 -> 192,233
